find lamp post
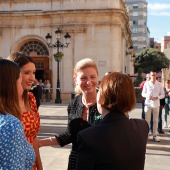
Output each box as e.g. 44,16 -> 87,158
45,28 -> 71,103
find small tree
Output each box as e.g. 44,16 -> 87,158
134,48 -> 170,73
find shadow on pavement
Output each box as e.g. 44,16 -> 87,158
40,115 -> 68,120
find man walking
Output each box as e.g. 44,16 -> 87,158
142,71 -> 164,142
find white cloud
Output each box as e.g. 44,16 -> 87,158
149,12 -> 170,16
148,3 -> 170,10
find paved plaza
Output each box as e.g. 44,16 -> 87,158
38,101 -> 170,170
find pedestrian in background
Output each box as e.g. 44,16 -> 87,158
0,59 -> 35,169
39,58 -> 102,170
45,79 -> 51,102
77,72 -> 149,170
30,79 -> 42,109
150,76 -> 165,134
41,79 -> 47,102
157,77 -> 165,134
140,73 -> 150,119
142,71 -> 164,142
39,79 -> 44,101
163,79 -> 170,128
8,52 -> 43,170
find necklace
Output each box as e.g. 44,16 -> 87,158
82,97 -> 96,108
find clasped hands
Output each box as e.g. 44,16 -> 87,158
148,96 -> 158,100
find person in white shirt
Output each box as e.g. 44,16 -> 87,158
45,79 -> 51,102
142,71 -> 164,142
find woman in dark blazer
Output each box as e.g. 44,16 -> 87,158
77,72 -> 149,170
39,58 -> 102,169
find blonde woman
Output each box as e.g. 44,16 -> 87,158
39,58 -> 102,169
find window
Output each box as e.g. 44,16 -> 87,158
133,4 -> 138,9
35,62 -> 45,69
133,12 -> 138,17
133,20 -> 138,25
133,6 -> 138,9
132,37 -> 138,42
20,40 -> 49,56
132,28 -> 138,33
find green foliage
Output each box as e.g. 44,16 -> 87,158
134,48 -> 170,73
134,68 -> 143,86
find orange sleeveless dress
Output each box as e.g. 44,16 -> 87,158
21,92 -> 40,170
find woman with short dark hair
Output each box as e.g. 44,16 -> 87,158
77,72 -> 149,170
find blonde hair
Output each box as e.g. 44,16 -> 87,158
74,58 -> 98,94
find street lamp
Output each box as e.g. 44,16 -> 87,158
45,28 -> 71,103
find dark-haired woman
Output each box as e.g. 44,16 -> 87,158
0,59 -> 35,169
8,52 -> 42,170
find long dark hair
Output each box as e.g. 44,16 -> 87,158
8,52 -> 35,108
0,59 -> 21,119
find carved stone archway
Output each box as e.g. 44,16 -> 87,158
11,36 -> 51,81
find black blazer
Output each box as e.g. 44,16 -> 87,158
30,85 -> 42,109
77,111 -> 149,170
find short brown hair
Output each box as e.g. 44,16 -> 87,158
98,72 -> 136,113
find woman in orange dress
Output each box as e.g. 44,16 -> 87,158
8,52 -> 43,170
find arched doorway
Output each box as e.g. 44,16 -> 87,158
18,40 -> 51,81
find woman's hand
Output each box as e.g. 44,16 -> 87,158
37,137 -> 59,147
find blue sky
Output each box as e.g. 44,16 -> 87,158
147,0 -> 170,42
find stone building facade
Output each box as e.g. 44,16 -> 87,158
0,0 -> 133,100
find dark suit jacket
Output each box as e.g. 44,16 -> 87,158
30,85 -> 42,109
77,111 -> 149,170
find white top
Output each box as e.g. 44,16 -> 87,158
45,83 -> 51,92
142,80 -> 165,108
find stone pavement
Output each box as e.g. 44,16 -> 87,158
38,101 -> 170,170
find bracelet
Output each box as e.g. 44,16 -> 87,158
49,137 -> 53,145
